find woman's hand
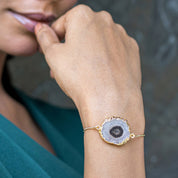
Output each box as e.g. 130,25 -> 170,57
35,4 -> 144,129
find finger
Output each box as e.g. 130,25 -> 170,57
51,5 -> 94,42
51,14 -> 66,41
35,23 -> 60,54
116,24 -> 128,35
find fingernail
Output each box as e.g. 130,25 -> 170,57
35,23 -> 43,33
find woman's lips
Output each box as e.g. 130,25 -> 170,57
24,13 -> 56,22
9,10 -> 56,33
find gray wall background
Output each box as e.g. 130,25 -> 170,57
8,0 -> 178,177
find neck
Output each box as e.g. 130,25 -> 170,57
0,51 -> 7,95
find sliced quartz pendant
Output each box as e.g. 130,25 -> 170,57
99,117 -> 131,145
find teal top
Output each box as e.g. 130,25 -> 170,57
0,88 -> 84,178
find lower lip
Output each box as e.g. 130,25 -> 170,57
9,11 -> 41,33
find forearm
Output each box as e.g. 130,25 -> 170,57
77,91 -> 146,178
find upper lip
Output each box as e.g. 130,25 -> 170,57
9,9 -> 57,23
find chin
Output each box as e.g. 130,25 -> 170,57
4,33 -> 39,56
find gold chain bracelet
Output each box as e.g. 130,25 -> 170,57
83,116 -> 145,146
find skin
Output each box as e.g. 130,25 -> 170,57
0,0 -> 146,177
0,0 -> 78,155
35,5 -> 146,178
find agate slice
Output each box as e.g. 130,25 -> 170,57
98,117 -> 131,145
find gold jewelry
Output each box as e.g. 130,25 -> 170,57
83,116 -> 145,146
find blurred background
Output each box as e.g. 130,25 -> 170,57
7,0 -> 178,177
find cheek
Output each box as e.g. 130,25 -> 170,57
63,0 -> 78,8
55,0 -> 78,15
0,13 -> 38,56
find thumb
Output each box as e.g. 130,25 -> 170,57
35,23 -> 59,54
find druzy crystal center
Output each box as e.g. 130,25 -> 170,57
100,117 -> 130,145
110,126 -> 123,138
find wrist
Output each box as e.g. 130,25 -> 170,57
76,89 -> 145,133
81,89 -> 146,178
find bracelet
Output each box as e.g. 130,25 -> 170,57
83,116 -> 145,146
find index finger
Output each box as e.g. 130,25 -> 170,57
35,23 -> 59,54
51,5 -> 94,41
